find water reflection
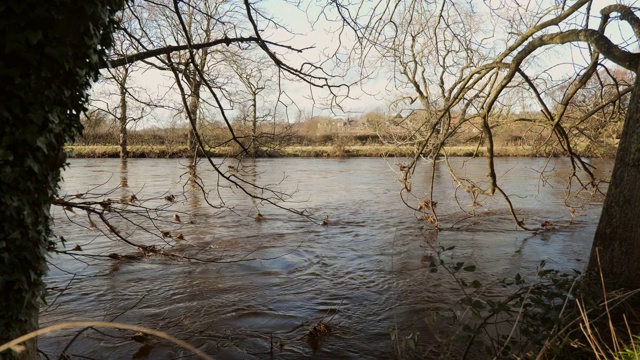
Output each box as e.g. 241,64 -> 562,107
41,157 -> 612,359
119,158 -> 128,188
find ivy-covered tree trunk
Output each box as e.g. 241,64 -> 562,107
0,2 -> 122,359
586,68 -> 640,292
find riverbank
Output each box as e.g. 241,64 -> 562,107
65,144 -> 613,158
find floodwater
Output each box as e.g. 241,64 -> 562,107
40,157 -> 612,359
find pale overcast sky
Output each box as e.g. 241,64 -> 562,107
91,0 -> 638,128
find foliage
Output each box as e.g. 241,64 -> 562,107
390,328 -> 420,359
425,246 -> 576,358
421,244 -> 640,359
0,0 -> 124,357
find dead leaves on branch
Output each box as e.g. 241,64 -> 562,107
418,198 -> 437,212
306,321 -> 331,339
54,188 -> 300,265
53,187 -> 202,265
395,162 -> 443,228
303,300 -> 343,352
305,321 -> 332,352
418,214 -> 438,225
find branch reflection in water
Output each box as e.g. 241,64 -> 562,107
42,157 -> 611,359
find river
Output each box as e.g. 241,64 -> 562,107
40,157 -> 611,359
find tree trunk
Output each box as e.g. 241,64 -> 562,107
586,70 -> 640,291
187,79 -> 201,154
250,92 -> 257,157
0,219 -> 45,360
1,146 -> 66,360
118,68 -> 128,159
1,1 -> 123,358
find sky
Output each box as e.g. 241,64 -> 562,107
91,0 -> 639,129
92,0 -> 409,129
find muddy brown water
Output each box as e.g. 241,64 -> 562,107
40,157 -> 611,359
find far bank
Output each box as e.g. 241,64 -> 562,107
65,144 -> 616,159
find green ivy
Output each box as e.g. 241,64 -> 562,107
0,1 -> 123,357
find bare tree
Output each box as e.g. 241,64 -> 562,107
87,7 -> 160,158
347,0 -> 530,228
66,0 -> 353,248
226,51 -> 276,156
114,65 -> 131,158
165,0 -> 227,154
557,67 -> 633,156
343,0 -> 640,290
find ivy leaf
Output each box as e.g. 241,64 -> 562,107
25,30 -> 42,45
25,158 -> 39,172
36,137 -> 48,153
0,149 -> 13,161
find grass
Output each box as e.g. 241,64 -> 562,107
0,321 -> 213,359
66,145 -> 231,158
66,144 -> 596,159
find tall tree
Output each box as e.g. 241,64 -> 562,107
350,0 -> 531,227
379,0 -> 482,149
112,0 -> 347,169
227,52 -> 274,157
115,65 -> 131,158
107,7 -> 147,159
139,0 -> 235,154
0,1 -> 124,359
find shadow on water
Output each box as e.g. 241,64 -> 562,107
41,157 -> 612,359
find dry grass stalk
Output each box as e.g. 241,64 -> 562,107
0,321 -> 213,360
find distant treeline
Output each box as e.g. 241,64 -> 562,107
75,111 -> 620,158
74,128 -> 384,147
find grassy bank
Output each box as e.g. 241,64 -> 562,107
65,144 -> 608,158
64,145 -> 416,158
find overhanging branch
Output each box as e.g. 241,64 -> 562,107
522,29 -> 640,72
601,5 -> 640,41
105,36 -> 307,68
